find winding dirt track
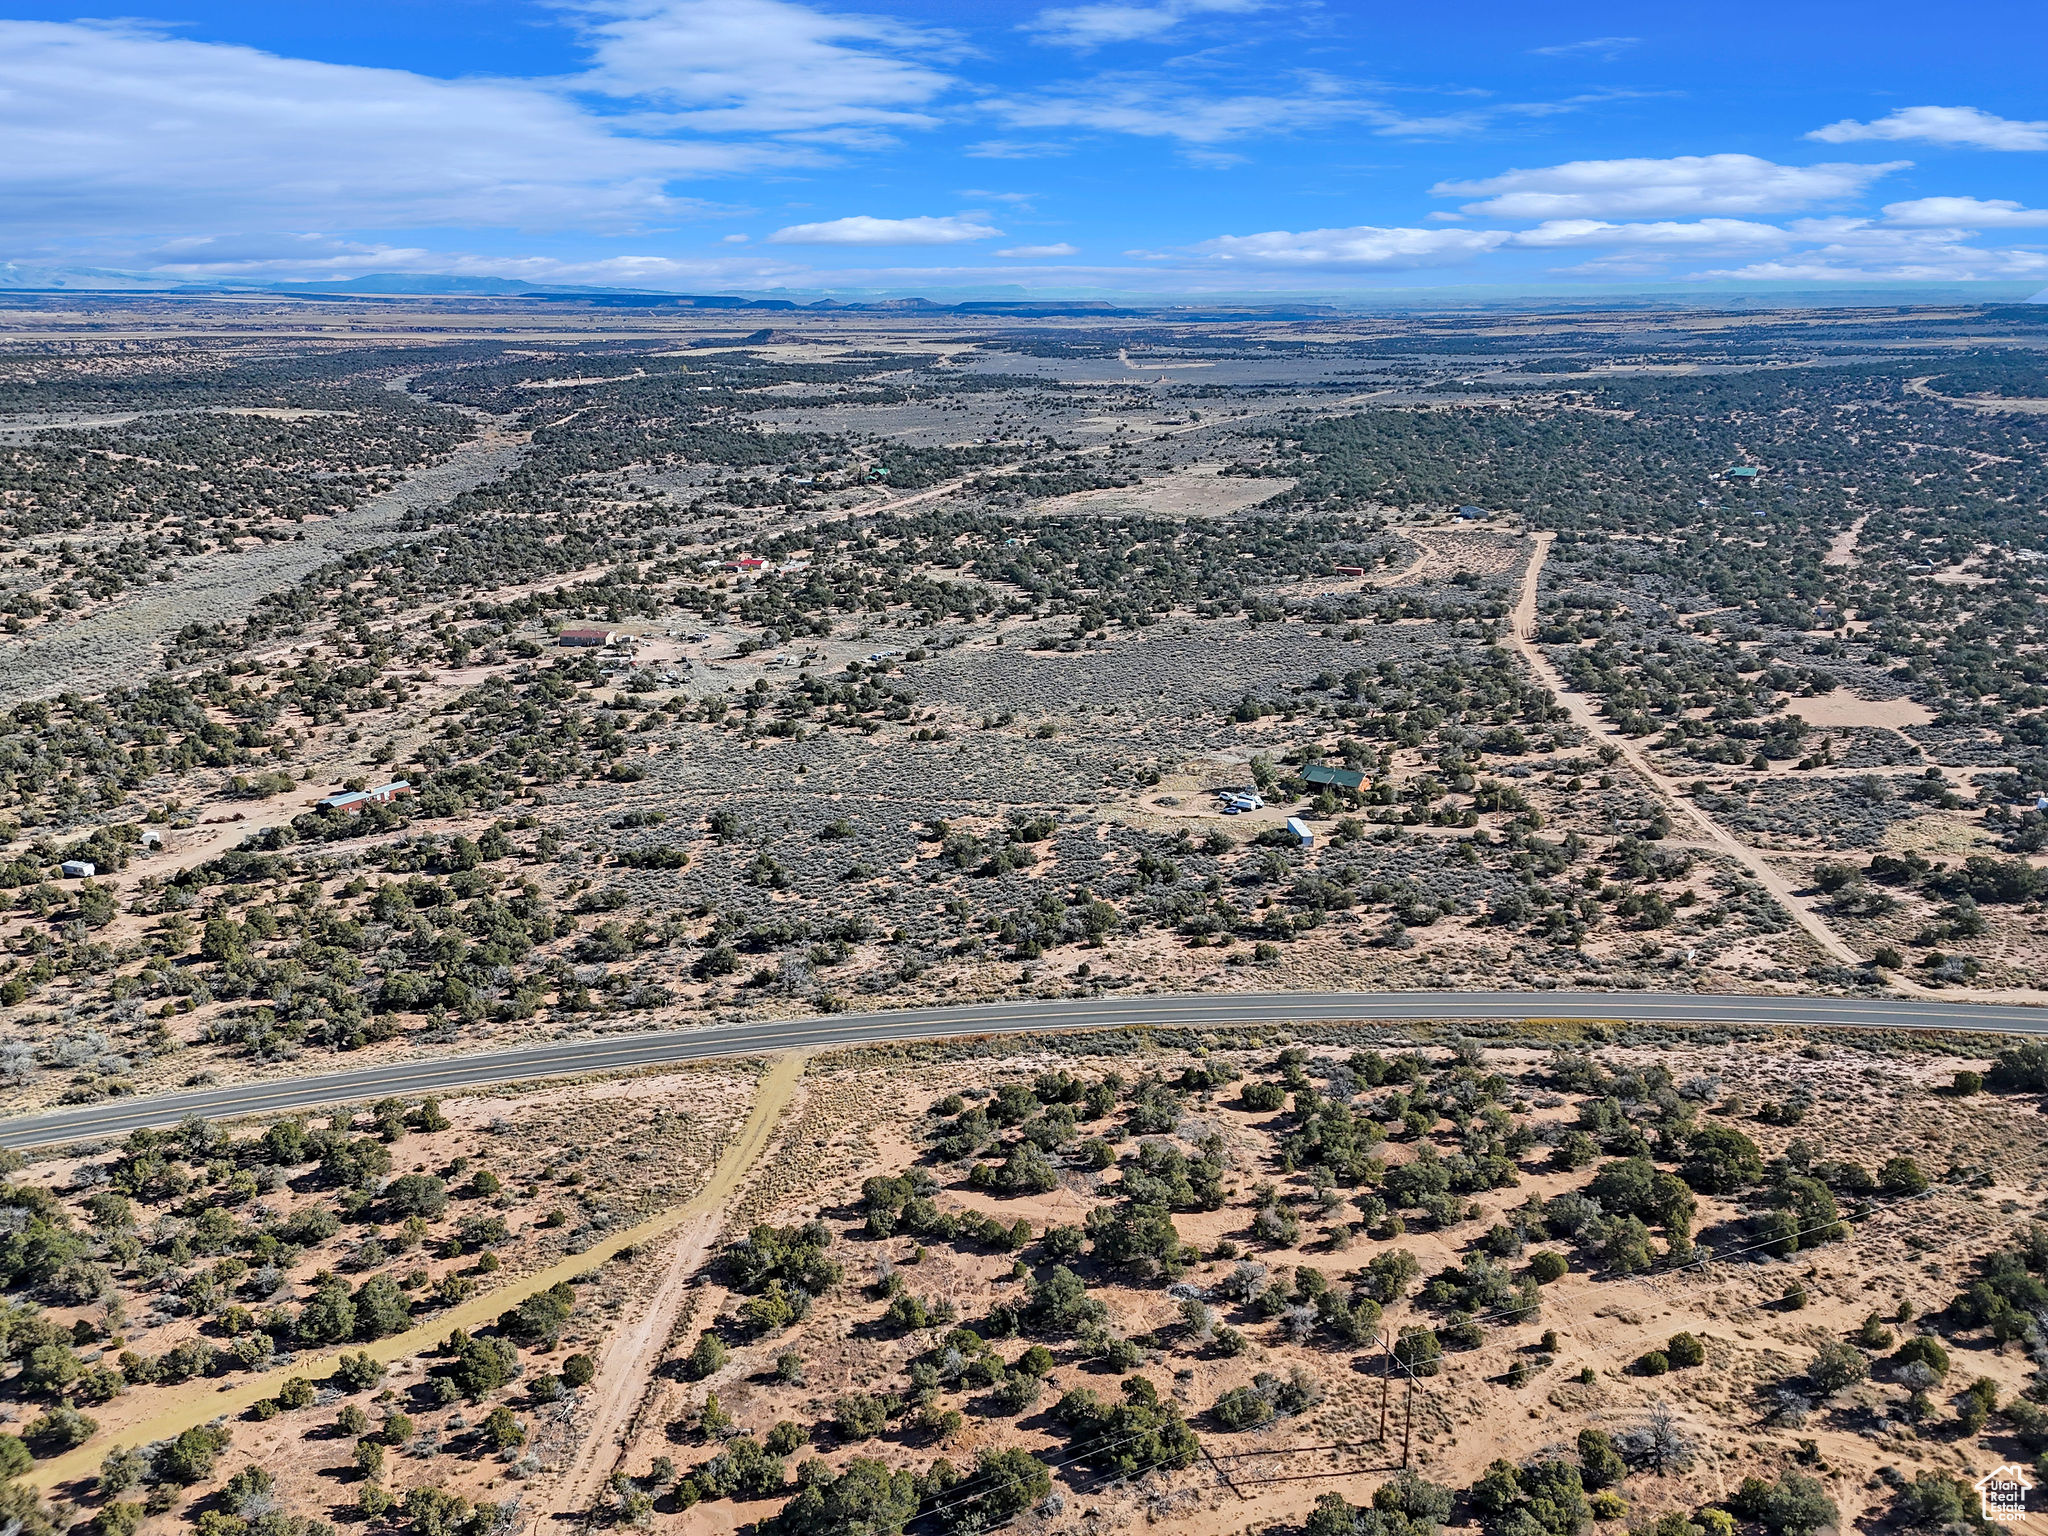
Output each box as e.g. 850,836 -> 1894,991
25,1052 -> 807,1495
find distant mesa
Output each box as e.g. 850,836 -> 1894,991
0,264 -> 1351,319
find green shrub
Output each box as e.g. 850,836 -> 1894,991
21,1409 -> 96,1458
1393,1327 -> 1442,1377
1577,1429 -> 1625,1489
834,1393 -> 891,1441
1895,1335 -> 1950,1377
331,1352 -> 385,1392
152,1424 -> 232,1484
1211,1386 -> 1276,1431
685,1332 -> 727,1380
1051,1375 -> 1200,1476
275,1375 -> 316,1409
1241,1081 -> 1288,1112
1730,1470 -> 1837,1536
1878,1156 -> 1929,1195
1808,1341 -> 1868,1396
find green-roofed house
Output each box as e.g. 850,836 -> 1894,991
1301,763 -> 1366,791
1725,465 -> 1763,479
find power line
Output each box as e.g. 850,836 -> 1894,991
912,1179 -> 1947,1519
689,1179 -> 1957,1534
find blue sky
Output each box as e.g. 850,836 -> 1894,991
4,0 -> 2046,295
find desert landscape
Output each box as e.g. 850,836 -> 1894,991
0,291 -> 2043,1536
1,298 -> 2045,1119
3,1022 -> 2047,1536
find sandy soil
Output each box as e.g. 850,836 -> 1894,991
1507,533 -> 1868,973
592,1033 -> 2048,1536
23,1057 -> 788,1493
1822,515 -> 1867,567
1783,690 -> 1935,730
538,1051 -> 809,1518
1040,463 -> 1295,520
1385,529 -> 1527,589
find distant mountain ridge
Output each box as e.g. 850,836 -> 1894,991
0,262 -> 184,291
0,267 -> 1348,318
1,263 -> 2042,313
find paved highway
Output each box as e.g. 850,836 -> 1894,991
3,989 -> 2040,1148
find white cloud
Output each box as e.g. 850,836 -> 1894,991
135,233 -> 441,278
1190,224 -> 1509,269
995,243 -> 1079,257
1698,220 -> 2048,281
572,0 -> 960,136
132,239 -> 817,288
1703,255 -> 2048,282
1023,0 -> 1265,50
768,214 -> 1001,244
1809,105 -> 2048,152
1510,218 -> 1791,249
1529,37 -> 1640,59
1881,196 -> 2048,228
963,139 -> 1075,159
1435,154 -> 1906,219
1546,253 -> 1688,278
988,74 -> 1481,146
0,3 -> 973,251
0,19 -> 748,236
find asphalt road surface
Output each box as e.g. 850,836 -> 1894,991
5,988 -> 2041,1148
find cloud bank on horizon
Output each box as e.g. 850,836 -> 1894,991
0,0 -> 2043,293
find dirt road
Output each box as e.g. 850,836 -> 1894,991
1507,535 -> 2048,1005
541,1050 -> 808,1520
1507,532 -> 1869,968
25,1052 -> 807,1495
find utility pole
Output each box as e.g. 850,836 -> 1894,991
1401,1370 -> 1415,1469
1378,1330 -> 1391,1444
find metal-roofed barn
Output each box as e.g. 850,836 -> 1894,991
1301,764 -> 1365,791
